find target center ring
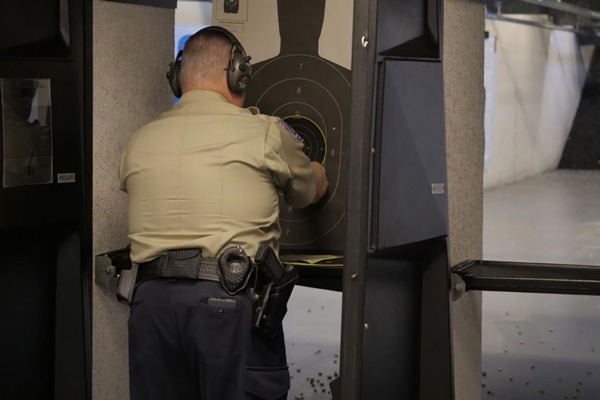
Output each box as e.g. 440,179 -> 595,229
282,115 -> 327,165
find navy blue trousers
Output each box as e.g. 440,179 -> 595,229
129,279 -> 290,400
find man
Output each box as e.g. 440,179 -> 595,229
119,26 -> 328,400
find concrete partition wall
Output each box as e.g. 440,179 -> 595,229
444,1 -> 485,400
92,2 -> 173,399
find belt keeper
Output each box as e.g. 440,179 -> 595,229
158,254 -> 169,274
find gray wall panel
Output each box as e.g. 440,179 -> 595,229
443,1 -> 485,399
92,2 -> 173,399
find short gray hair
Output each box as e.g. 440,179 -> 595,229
180,30 -> 232,88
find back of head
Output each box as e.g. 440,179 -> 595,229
180,30 -> 232,92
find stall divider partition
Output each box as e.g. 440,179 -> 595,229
0,0 -> 92,399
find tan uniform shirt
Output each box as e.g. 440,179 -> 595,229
119,90 -> 316,262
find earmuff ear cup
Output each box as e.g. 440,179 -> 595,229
166,50 -> 183,98
228,46 -> 252,94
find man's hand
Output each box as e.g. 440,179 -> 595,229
311,161 -> 329,204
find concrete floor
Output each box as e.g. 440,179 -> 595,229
481,170 -> 600,399
285,169 -> 600,400
284,285 -> 342,400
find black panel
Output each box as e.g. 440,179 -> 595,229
371,60 -> 448,250
0,0 -> 70,58
296,265 -> 343,291
0,225 -> 87,400
55,230 -> 87,399
361,238 -> 454,400
106,0 -> 177,8
0,229 -> 57,399
0,62 -> 84,229
0,0 -> 84,229
558,47 -> 600,170
338,0 -> 379,397
419,239 -> 454,400
0,0 -> 90,398
376,0 -> 441,60
362,256 -> 421,398
350,1 -> 453,398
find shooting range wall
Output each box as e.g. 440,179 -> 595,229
444,1 -> 485,399
91,2 -> 173,399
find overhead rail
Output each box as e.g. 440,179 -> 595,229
485,11 -> 583,32
485,11 -> 600,43
517,0 -> 600,21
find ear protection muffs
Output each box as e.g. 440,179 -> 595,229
167,50 -> 183,98
166,26 -> 252,98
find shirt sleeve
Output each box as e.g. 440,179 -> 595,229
264,119 -> 317,208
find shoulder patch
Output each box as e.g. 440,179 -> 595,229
281,120 -> 304,142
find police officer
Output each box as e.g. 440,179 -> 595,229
119,26 -> 328,400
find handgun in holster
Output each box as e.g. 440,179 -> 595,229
95,246 -> 138,306
248,244 -> 299,337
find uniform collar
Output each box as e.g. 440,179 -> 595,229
179,90 -> 260,115
180,90 -> 231,104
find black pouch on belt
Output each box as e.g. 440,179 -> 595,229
218,246 -> 254,295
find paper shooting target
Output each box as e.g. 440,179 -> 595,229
245,54 -> 351,253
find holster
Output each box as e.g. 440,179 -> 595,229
250,245 -> 299,337
116,263 -> 138,305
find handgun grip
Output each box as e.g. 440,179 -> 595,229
255,244 -> 285,282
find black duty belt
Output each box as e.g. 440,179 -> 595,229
138,249 -> 220,282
